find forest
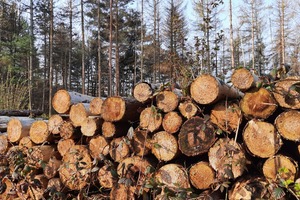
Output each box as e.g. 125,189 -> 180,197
0,0 -> 299,115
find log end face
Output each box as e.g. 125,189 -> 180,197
7,118 -> 22,143
189,161 -> 215,190
89,135 -> 110,159
178,101 -> 198,119
139,107 -> 162,132
133,82 -> 153,102
151,131 -> 178,161
162,111 -> 182,134
156,91 -> 179,112
275,110 -> 300,141
69,103 -> 88,127
231,68 -> 254,91
101,97 -> 126,122
52,89 -> 71,114
89,97 -> 103,115
29,120 -> 49,144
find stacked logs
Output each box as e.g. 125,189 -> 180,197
0,69 -> 299,199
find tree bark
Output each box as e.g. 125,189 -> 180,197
151,131 -> 178,161
48,114 -> 64,135
156,90 -> 179,112
275,110 -> 300,141
81,117 -> 103,137
210,100 -> 242,133
273,76 -> 300,109
7,117 -> 35,143
243,120 -> 282,158
88,135 -> 110,160
208,138 -> 246,181
109,137 -> 130,162
89,97 -> 103,115
29,120 -> 51,144
139,107 -> 162,132
57,138 -> 75,157
178,116 -> 216,156
178,100 -> 198,119
162,111 -> 182,134
231,68 -> 258,92
240,87 -> 277,119
189,161 -> 215,190
190,74 -> 241,105
52,90 -> 94,114
59,145 -> 92,190
262,155 -> 298,182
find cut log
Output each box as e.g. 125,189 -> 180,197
155,164 -> 190,189
19,136 -> 34,152
156,90 -> 179,112
151,131 -> 178,161
190,74 -> 241,105
210,100 -> 242,133
162,111 -> 182,134
231,68 -> 258,92
133,82 -> 153,103
178,100 -> 198,119
69,103 -> 88,127
27,145 -> 55,169
189,161 -> 215,190
88,135 -> 110,160
110,183 -> 135,200
43,156 -> 62,179
59,145 -> 92,190
139,106 -> 162,132
52,89 -> 94,114
273,76 -> 300,109
275,110 -> 300,142
262,155 -> 298,182
0,109 -> 43,117
130,128 -> 152,156
48,114 -> 64,135
243,120 -> 282,158
101,96 -> 145,123
102,121 -> 129,139
1,176 -> 18,199
7,117 -> 35,143
178,116 -> 217,156
29,120 -> 51,144
98,165 -> 117,189
109,137 -> 130,162
208,138 -> 246,181
240,87 -> 277,119
229,177 -> 272,200
16,179 -> 30,199
28,174 -> 48,200
89,97 -> 103,115
59,120 -> 76,139
47,178 -> 65,194
0,134 -> 9,154
81,118 -> 103,137
57,138 -> 75,157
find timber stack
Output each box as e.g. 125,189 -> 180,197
0,69 -> 300,200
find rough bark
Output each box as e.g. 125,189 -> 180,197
178,116 -> 216,156
240,87 -> 277,119
133,82 -> 153,103
231,68 -> 258,92
88,135 -> 110,160
243,120 -> 282,158
151,131 -> 178,161
81,117 -> 103,137
275,110 -> 300,141
101,96 -> 144,122
130,128 -> 152,156
189,161 -> 215,190
208,138 -> 246,181
156,90 -> 179,112
52,89 -> 94,114
139,107 -> 162,132
57,138 -> 75,157
7,117 -> 35,143
210,100 -> 242,133
262,155 -> 298,182
190,74 -> 241,105
48,114 -> 64,135
178,100 -> 198,119
89,97 -> 103,115
155,164 -> 190,189
162,111 -> 182,134
109,137 -> 130,162
98,165 -> 117,189
273,76 -> 300,109
59,145 -> 92,190
29,120 -> 51,144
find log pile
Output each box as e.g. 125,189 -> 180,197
0,71 -> 300,199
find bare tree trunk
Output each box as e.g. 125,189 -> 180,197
229,0 -> 235,69
97,0 -> 101,97
251,0 -> 255,70
29,0 -> 33,115
280,0 -> 285,64
153,0 -> 157,83
49,0 -> 54,117
68,0 -> 73,90
81,0 -> 85,94
109,0 -> 113,96
140,0 -> 144,81
115,0 -> 120,96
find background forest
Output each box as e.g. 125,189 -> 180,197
0,0 -> 299,115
